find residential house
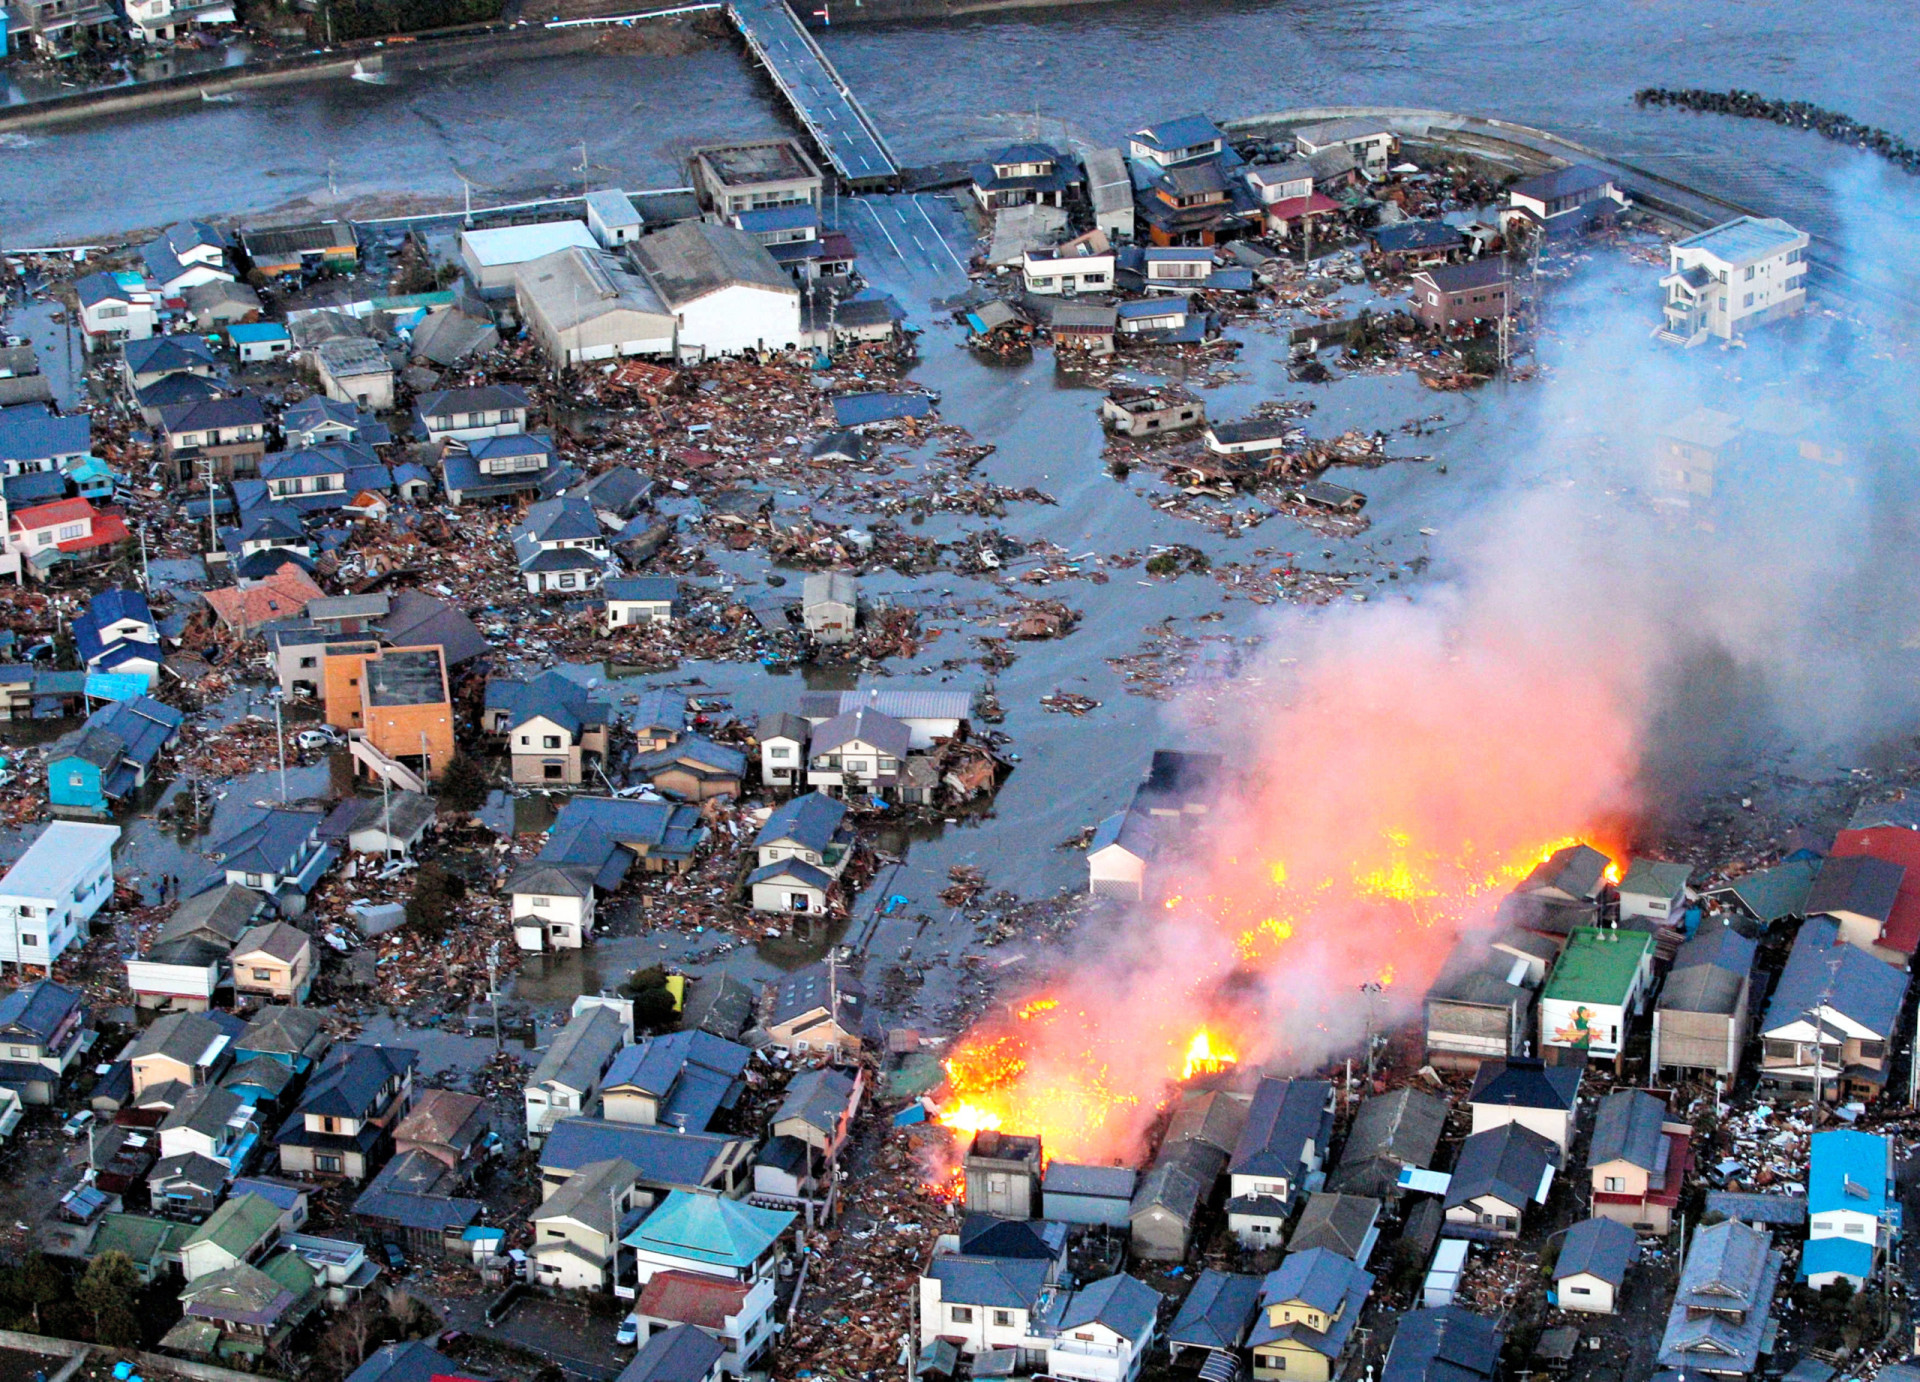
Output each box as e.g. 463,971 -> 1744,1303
1443,1121 -> 1559,1240
1131,1138 -> 1228,1263
122,334 -> 216,394
488,669 -> 616,787
631,1271 -> 778,1375
229,323 -> 292,363
757,713 -> 810,790
602,1029 -> 751,1131
1380,1307 -> 1502,1382
160,1084 -> 260,1185
513,495 -> 608,594
415,384 -> 530,444
1654,923 -> 1757,1081
234,1003 -> 331,1075
1127,114 -> 1226,169
1083,146 -> 1134,240
1660,216 -> 1809,346
127,885 -> 264,1011
1588,1089 -> 1690,1234
167,1252 -> 318,1363
393,1088 -> 491,1173
1041,1164 -> 1136,1230
1226,1076 -> 1332,1246
604,577 -> 679,630
0,406 -> 87,486
620,1323 -> 724,1382
688,139 -> 824,219
1328,1086 -> 1448,1200
181,1192 -> 283,1281
1553,1215 -> 1635,1314
320,790 -> 436,860
635,736 -> 746,803
1539,926 -> 1655,1065
755,1065 -> 858,1200
238,222 -> 359,277
1501,165 -> 1626,238
1248,1248 -> 1373,1382
352,1147 -> 485,1262
182,280 -> 263,332
1101,385 -> 1204,437
1657,1220 -> 1782,1376
1203,417 -> 1292,458
74,588 -> 161,687
574,465 -> 655,524
730,203 -> 856,287
1143,246 -> 1215,290
533,1155 -> 642,1291
797,686 -> 972,750
916,1253 -> 1049,1361
765,961 -> 865,1058
225,1180 -> 305,1237
1022,235 -> 1116,296
679,973 -> 756,1042
440,432 -> 566,505
48,695 -> 183,817
231,922 -> 313,1004
629,220 -> 802,360
343,1340 -> 469,1382
159,394 -> 267,484
1366,220 -> 1464,268
1829,816 -> 1920,962
963,1131 -> 1045,1220
526,1004 -> 630,1146
970,144 -> 1081,212
0,821 -> 118,971
73,272 -> 159,348
280,1232 -> 377,1307
1166,1269 -> 1260,1366
200,805 -> 331,917
0,980 -> 86,1105
311,337 -> 395,413
1041,1273 -> 1161,1382
802,571 -> 857,643
540,1118 -> 754,1206
1618,857 -> 1692,924
1287,1192 -> 1381,1265
129,1010 -> 242,1100
201,564 -> 325,636
1805,853 -> 1909,964
622,1190 -> 793,1296
1759,916 -> 1907,1102
1410,259 -> 1512,331
1804,1129 -> 1898,1290
748,793 -> 852,915
508,797 -> 709,951
804,705 -> 910,798
275,1043 -> 417,1181
90,1212 -> 190,1284
515,246 -> 676,368
9,496 -> 131,579
1135,156 -> 1238,246
1467,1055 -> 1581,1153
141,222 -> 231,295
1293,119 -> 1394,172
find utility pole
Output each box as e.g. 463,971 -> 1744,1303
577,142 -> 591,203
203,452 -> 218,560
1809,949 -> 1843,1121
487,942 -> 502,1055
274,690 -> 287,803
137,521 -> 150,592
1360,980 -> 1383,1086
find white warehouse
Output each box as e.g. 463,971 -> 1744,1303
630,220 -> 801,360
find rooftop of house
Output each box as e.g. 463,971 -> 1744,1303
530,1004 -> 628,1094
1507,164 -> 1615,203
622,1188 -> 793,1268
1806,853 -> 1904,924
1589,1089 -> 1675,1171
294,1043 -> 417,1119
1765,916 -> 1908,1035
1230,1076 -> 1329,1180
692,138 -> 820,186
1555,1214 -> 1635,1285
1808,1130 -> 1892,1216
620,1323 -> 723,1382
924,1253 -> 1050,1311
1444,1121 -> 1558,1211
631,221 -> 794,308
1167,1268 -> 1261,1351
0,979 -> 81,1043
1541,927 -> 1653,1003
1674,215 -> 1805,265
1468,1057 -> 1581,1113
541,1118 -> 743,1190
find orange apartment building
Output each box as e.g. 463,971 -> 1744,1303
321,643 -> 454,780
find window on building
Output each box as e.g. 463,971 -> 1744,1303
543,736 -> 561,749
322,1117 -> 338,1132
1603,1176 -> 1624,1192
1859,1040 -> 1886,1059
790,894 -> 811,912
245,873 -> 263,887
316,1154 -> 342,1173
770,746 -> 791,759
949,1307 -> 972,1325
1569,1285 -> 1591,1296
253,968 -> 273,982
531,896 -> 550,908
18,936 -> 34,950
1744,266 -> 1755,281
993,1311 -> 1013,1328
1743,293 -> 1755,309
558,574 -> 577,589
7,1047 -> 24,1059
544,764 -> 564,780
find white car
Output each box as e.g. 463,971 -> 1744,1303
615,1319 -> 639,1347
294,729 -> 340,751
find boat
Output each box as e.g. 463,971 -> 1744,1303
350,58 -> 387,84
199,89 -> 235,102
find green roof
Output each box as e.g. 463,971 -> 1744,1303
1717,860 -> 1817,924
1542,927 -> 1653,1004
183,1192 -> 282,1257
259,1248 -> 318,1298
622,1190 -> 794,1269
93,1212 -> 178,1264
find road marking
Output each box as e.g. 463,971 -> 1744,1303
914,194 -> 969,275
857,198 -> 905,260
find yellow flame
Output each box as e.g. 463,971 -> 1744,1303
1268,860 -> 1289,887
1180,1030 -> 1239,1080
1016,999 -> 1058,1020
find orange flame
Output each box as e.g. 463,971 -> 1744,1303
1180,1030 -> 1238,1080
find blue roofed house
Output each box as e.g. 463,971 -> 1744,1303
539,1118 -> 754,1207
917,1253 -> 1050,1362
74,272 -> 160,351
512,495 -> 608,594
1804,1130 -> 1899,1290
281,397 -> 387,449
1249,1247 -> 1374,1382
532,1155 -> 644,1292
122,333 -> 217,393
441,432 -> 567,505
970,144 -> 1083,213
749,793 -> 852,916
622,1190 -> 792,1301
1127,114 -> 1228,169
1381,1307 -> 1502,1382
0,403 -> 89,478
198,805 -> 333,919
0,980 -> 88,1105
1660,215 -> 1809,347
508,797 -> 708,952
228,323 -> 293,364
524,1004 -> 630,1147
602,1029 -> 751,1133
275,1043 -> 417,1182
1166,1269 -> 1260,1365
142,222 -> 233,296
1226,1076 -> 1334,1246
603,576 -> 680,631
485,666 -> 619,787
74,588 -> 163,687
1658,1219 -> 1782,1376
48,695 -> 183,816
1038,1272 -> 1161,1382
1759,916 -> 1908,1103
633,735 -> 746,803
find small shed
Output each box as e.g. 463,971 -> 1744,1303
802,571 -> 858,643
1553,1215 -> 1634,1314
1042,1162 -> 1136,1229
1423,1237 -> 1469,1307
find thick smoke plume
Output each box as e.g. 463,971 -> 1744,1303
939,222 -> 1920,1167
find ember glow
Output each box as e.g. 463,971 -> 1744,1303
1180,1030 -> 1238,1080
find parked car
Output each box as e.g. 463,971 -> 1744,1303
61,1110 -> 94,1139
295,728 -> 340,751
382,1242 -> 407,1272
615,1319 -> 639,1347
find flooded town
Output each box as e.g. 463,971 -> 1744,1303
0,5 -> 1913,1382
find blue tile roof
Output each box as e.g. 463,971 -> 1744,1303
1808,1130 -> 1892,1218
0,405 -> 89,464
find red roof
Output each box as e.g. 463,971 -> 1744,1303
1265,193 -> 1342,221
636,1269 -> 751,1330
1832,827 -> 1920,955
10,497 -> 96,532
60,511 -> 128,553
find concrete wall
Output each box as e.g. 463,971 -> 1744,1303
0,1328 -> 268,1382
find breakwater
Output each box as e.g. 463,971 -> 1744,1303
1635,87 -> 1920,176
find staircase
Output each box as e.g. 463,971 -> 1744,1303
348,732 -> 427,794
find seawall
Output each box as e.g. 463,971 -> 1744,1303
819,0 -> 1122,21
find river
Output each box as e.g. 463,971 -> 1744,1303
2,0 -> 1918,247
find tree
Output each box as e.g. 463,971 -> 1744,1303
0,1254 -> 67,1333
439,753 -> 490,814
405,861 -> 467,937
77,1251 -> 141,1342
621,963 -> 680,1033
